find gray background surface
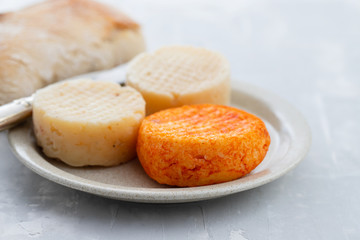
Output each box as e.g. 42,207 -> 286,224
0,0 -> 359,239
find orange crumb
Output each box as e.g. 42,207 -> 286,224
137,104 -> 271,187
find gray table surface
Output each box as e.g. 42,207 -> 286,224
1,0 -> 359,239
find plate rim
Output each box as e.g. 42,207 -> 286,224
8,81 -> 311,203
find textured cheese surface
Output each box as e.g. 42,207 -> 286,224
126,46 -> 231,114
137,104 -> 271,187
33,79 -> 145,167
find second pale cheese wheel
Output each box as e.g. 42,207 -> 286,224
126,46 -> 231,114
33,79 -> 145,167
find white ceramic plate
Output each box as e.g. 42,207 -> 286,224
8,82 -> 311,203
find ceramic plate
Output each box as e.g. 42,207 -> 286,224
8,82 -> 311,203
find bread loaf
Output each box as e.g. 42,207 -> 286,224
0,0 -> 146,105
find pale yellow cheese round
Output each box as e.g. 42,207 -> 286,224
32,79 -> 145,167
126,46 -> 231,114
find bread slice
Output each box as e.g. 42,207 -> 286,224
0,0 -> 146,105
137,104 -> 270,187
126,46 -> 231,114
33,79 -> 145,167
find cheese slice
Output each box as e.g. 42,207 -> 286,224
126,46 -> 231,114
32,79 -> 145,167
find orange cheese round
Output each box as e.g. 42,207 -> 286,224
137,104 -> 271,187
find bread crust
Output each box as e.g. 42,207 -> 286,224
0,0 -> 145,104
